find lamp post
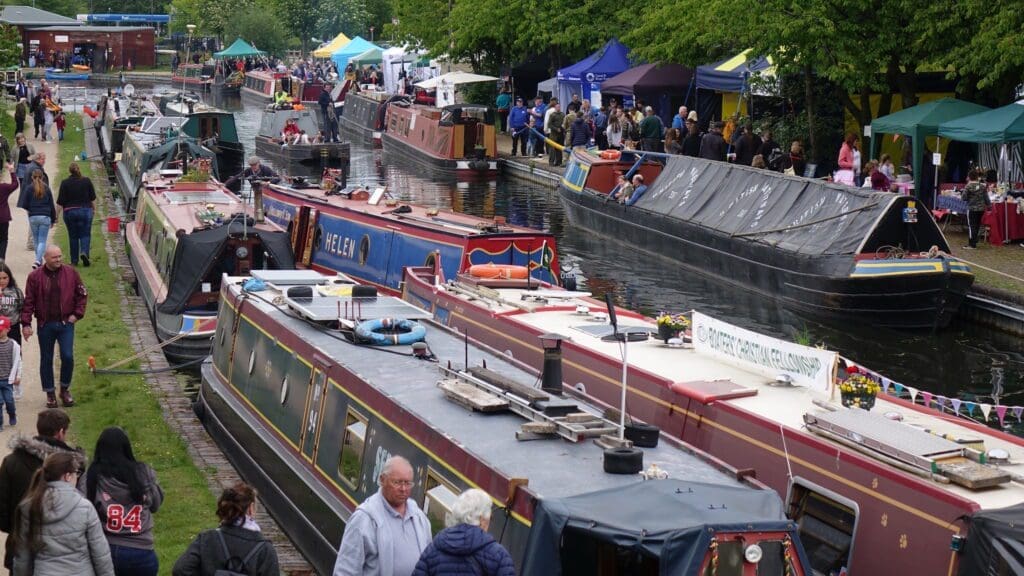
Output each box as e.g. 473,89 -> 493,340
182,23 -> 196,96
369,27 -> 375,42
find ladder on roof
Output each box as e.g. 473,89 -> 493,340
436,365 -> 619,443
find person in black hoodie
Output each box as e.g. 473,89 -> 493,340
412,489 -> 514,576
172,482 -> 278,576
0,409 -> 85,571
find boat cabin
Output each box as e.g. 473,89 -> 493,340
257,108 -> 319,140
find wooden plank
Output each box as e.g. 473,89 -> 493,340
468,366 -> 550,402
936,457 -> 1011,489
437,379 -> 509,412
521,422 -> 558,434
563,412 -> 599,423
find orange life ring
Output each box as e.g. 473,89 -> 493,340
600,150 -> 621,160
467,263 -> 529,280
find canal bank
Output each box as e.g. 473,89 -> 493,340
0,108 -> 311,573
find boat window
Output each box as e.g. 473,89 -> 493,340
423,253 -> 436,268
359,234 -> 370,265
787,483 -> 856,575
700,540 -> 743,576
338,409 -> 368,488
248,349 -> 256,375
422,470 -> 459,535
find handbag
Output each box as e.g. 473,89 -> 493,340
214,529 -> 266,576
784,166 -> 796,176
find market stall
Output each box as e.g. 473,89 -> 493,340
600,62 -> 694,124
312,32 -> 350,59
555,38 -> 630,109
330,36 -> 382,70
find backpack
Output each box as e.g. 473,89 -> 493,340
214,529 -> 266,576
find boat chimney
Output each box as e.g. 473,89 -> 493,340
539,333 -> 565,396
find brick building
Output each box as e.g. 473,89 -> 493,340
25,26 -> 155,69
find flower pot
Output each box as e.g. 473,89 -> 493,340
841,392 -> 876,410
657,324 -> 676,343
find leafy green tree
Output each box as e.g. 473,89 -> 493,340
934,0 -> 1023,102
316,0 -> 371,45
0,24 -> 20,68
35,0 -> 85,18
223,1 -> 288,56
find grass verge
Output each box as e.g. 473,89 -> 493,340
54,113 -> 216,572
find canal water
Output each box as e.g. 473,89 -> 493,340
85,83 -> 1024,431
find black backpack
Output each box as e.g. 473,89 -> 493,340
214,529 -> 266,576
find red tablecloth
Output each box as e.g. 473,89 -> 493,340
982,202 -> 1024,245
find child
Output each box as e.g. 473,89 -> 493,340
0,262 -> 22,401
0,316 -> 20,428
525,117 -> 536,157
55,111 -> 66,141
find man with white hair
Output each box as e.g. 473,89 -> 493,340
411,489 -> 515,576
333,456 -> 431,576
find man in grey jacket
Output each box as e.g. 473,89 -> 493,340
333,456 -> 431,576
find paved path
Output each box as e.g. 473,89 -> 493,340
0,128 -> 60,554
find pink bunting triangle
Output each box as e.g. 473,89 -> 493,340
922,392 -> 933,409
996,405 -> 1008,427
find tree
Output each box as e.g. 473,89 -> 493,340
223,0 -> 289,56
36,0 -> 85,18
0,24 -> 20,68
935,0 -> 1024,103
316,0 -> 371,45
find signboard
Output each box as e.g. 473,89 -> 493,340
692,312 -> 836,392
55,35 -> 70,43
589,82 -> 602,110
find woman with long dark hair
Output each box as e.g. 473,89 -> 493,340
18,168 -> 56,269
172,482 -> 278,576
85,427 -> 163,576
57,162 -> 97,267
12,451 -> 114,575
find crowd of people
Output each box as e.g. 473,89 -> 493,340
12,79 -> 66,146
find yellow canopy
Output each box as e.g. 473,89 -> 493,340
312,32 -> 351,58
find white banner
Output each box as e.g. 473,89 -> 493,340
692,312 -> 836,392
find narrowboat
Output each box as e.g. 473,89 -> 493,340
44,68 -> 90,81
171,63 -> 214,91
94,93 -> 161,165
196,272 -> 813,574
159,93 -> 245,190
115,117 -> 215,212
290,77 -> 350,123
559,150 -> 974,329
253,107 -> 350,169
240,68 -> 287,103
125,174 -> 295,363
260,180 -> 561,294
337,90 -> 391,146
213,69 -> 244,95
402,262 -> 1024,576
382,102 -> 499,178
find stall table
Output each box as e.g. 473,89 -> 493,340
981,201 -> 1024,245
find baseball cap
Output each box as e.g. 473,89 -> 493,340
0,317 -> 9,331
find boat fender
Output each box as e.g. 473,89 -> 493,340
624,422 -> 660,448
600,149 -> 621,160
352,285 -> 378,298
355,318 -> 427,345
287,285 -> 314,299
467,264 -> 530,280
603,447 -> 643,474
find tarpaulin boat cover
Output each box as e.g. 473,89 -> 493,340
958,503 -> 1024,575
521,480 -> 802,576
140,138 -> 219,179
636,155 -> 903,255
158,219 -> 294,314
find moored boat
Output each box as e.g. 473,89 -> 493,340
382,102 -> 499,179
402,262 -> 1024,576
124,172 -> 295,363
240,68 -> 287,103
337,90 -> 391,146
94,93 -> 162,166
115,117 -> 214,212
45,67 -> 90,81
159,93 -> 245,191
253,106 -> 350,170
197,271 -> 813,574
260,180 -> 561,293
559,149 -> 974,329
171,63 -> 214,91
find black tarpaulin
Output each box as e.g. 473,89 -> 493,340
638,156 -> 902,255
158,220 -> 295,314
521,480 -> 802,576
958,504 -> 1024,575
140,138 -> 219,178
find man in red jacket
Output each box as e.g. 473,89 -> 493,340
21,245 -> 88,408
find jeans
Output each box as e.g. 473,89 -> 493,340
0,221 -> 8,261
109,544 -> 159,576
38,321 -> 75,392
0,380 -> 12,425
63,207 -> 94,264
29,215 -> 51,264
967,210 -> 985,247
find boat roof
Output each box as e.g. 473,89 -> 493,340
128,117 -> 187,150
266,182 -> 556,239
141,181 -> 272,233
428,278 -> 1024,510
223,277 -> 748,500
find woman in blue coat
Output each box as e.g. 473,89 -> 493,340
412,489 -> 515,576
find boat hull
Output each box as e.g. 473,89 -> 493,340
558,184 -> 972,329
45,70 -> 89,81
254,137 -> 351,168
402,268 -> 982,576
338,92 -> 386,146
381,132 -> 499,180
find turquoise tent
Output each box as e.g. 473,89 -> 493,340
331,36 -> 382,69
937,103 -> 1024,143
214,38 -> 265,59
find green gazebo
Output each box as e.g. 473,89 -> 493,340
214,38 -> 265,59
